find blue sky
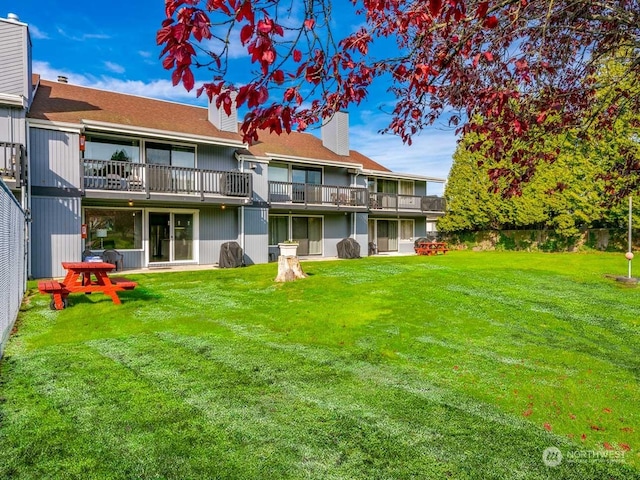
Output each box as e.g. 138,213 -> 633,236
6,1 -> 456,189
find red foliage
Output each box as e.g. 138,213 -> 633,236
157,0 -> 640,197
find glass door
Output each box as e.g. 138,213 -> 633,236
149,212 -> 170,263
173,213 -> 194,261
148,212 -> 195,263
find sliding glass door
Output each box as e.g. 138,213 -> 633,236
148,211 -> 195,263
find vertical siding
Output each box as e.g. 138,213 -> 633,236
0,21 -> 28,99
30,128 -> 80,189
198,206 -> 239,264
324,166 -> 351,187
243,207 -> 268,265
31,196 -> 82,278
250,162 -> 268,203
415,181 -> 427,196
323,213 -> 351,257
414,217 -> 427,237
355,212 -> 369,255
0,107 -> 26,145
197,144 -> 237,171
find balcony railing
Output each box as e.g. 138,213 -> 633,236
1,142 -> 26,185
369,192 -> 446,212
269,181 -> 369,207
82,159 -> 252,199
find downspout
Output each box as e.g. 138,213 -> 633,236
351,169 -> 362,239
23,113 -> 32,280
238,155 -> 245,260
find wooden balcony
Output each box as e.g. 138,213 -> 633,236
369,193 -> 446,213
81,159 -> 252,203
268,181 -> 369,210
0,142 -> 26,188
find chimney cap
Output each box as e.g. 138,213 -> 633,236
57,75 -> 68,84
7,13 -> 20,22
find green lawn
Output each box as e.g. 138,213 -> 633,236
1,251 -> 639,479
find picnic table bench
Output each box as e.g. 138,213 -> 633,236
38,262 -> 137,310
414,241 -> 449,256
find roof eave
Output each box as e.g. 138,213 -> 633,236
266,152 -> 363,169
80,120 -> 247,148
362,169 -> 446,183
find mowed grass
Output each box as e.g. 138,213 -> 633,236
1,251 -> 639,479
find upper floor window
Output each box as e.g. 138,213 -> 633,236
85,135 -> 140,163
292,166 -> 321,185
146,142 -> 195,168
268,163 -> 322,184
399,180 -> 414,195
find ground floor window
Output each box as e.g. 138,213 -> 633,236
84,208 -> 143,250
399,220 -> 414,241
269,215 -> 323,255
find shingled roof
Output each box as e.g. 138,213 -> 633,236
28,78 -> 390,172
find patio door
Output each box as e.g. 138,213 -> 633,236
372,219 -> 398,252
148,211 -> 195,263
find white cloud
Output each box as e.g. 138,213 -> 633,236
29,25 -> 49,40
32,61 -> 205,104
103,61 -> 125,74
55,27 -> 110,42
348,110 -> 457,182
138,51 -> 152,58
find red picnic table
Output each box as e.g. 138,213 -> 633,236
414,241 -> 449,256
38,261 -> 137,310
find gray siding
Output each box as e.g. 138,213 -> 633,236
30,127 -> 80,189
355,212 -> 368,255
0,107 -> 26,145
0,20 -> 29,100
415,181 -> 427,196
198,206 -> 239,264
250,162 -> 268,203
323,213 -> 351,257
324,166 -> 351,186
197,144 -> 237,171
243,207 -> 268,265
31,196 -> 82,278
414,217 -> 427,237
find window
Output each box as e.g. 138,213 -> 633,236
399,180 -> 414,195
269,216 -> 289,245
268,163 -> 288,182
378,179 -> 398,194
292,166 -> 322,185
85,135 -> 140,163
146,142 -> 195,168
269,215 -> 323,255
400,220 -> 414,241
85,208 -> 143,250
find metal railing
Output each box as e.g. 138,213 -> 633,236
82,159 -> 252,199
0,180 -> 27,357
0,142 -> 26,185
268,181 -> 369,207
369,193 -> 446,212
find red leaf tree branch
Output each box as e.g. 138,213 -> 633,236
158,0 -> 640,197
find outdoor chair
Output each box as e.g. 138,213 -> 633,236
101,249 -> 124,271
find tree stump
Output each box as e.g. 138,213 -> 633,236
275,255 -> 307,282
